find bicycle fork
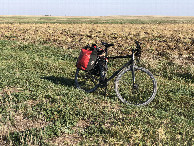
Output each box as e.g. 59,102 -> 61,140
131,50 -> 138,92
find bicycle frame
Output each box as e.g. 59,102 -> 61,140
101,49 -> 135,84
96,41 -> 141,89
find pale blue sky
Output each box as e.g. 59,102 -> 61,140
0,0 -> 193,16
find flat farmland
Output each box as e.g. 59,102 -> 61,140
0,16 -> 193,145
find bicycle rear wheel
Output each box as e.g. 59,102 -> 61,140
75,68 -> 100,93
115,66 -> 157,106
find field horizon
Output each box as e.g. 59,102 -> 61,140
1,15 -> 194,24
1,15 -> 194,17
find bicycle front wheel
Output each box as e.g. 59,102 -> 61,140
75,68 -> 100,93
115,66 -> 157,106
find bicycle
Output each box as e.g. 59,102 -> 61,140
75,41 -> 157,106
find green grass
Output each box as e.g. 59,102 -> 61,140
0,40 -> 193,145
0,16 -> 194,24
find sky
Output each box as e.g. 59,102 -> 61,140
0,0 -> 193,16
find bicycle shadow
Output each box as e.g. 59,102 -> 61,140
175,72 -> 193,83
42,76 -> 75,87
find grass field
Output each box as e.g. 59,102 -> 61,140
0,16 -> 193,145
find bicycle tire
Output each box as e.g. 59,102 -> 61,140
75,68 -> 100,93
115,65 -> 157,106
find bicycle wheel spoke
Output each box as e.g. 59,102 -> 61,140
87,73 -> 98,85
115,66 -> 157,106
75,69 -> 100,93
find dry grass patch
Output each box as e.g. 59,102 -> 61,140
0,87 -> 23,97
0,112 -> 49,136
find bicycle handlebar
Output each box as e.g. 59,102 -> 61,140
101,42 -> 114,48
84,41 -> 141,57
101,41 -> 142,59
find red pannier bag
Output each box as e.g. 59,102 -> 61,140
76,48 -> 97,71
